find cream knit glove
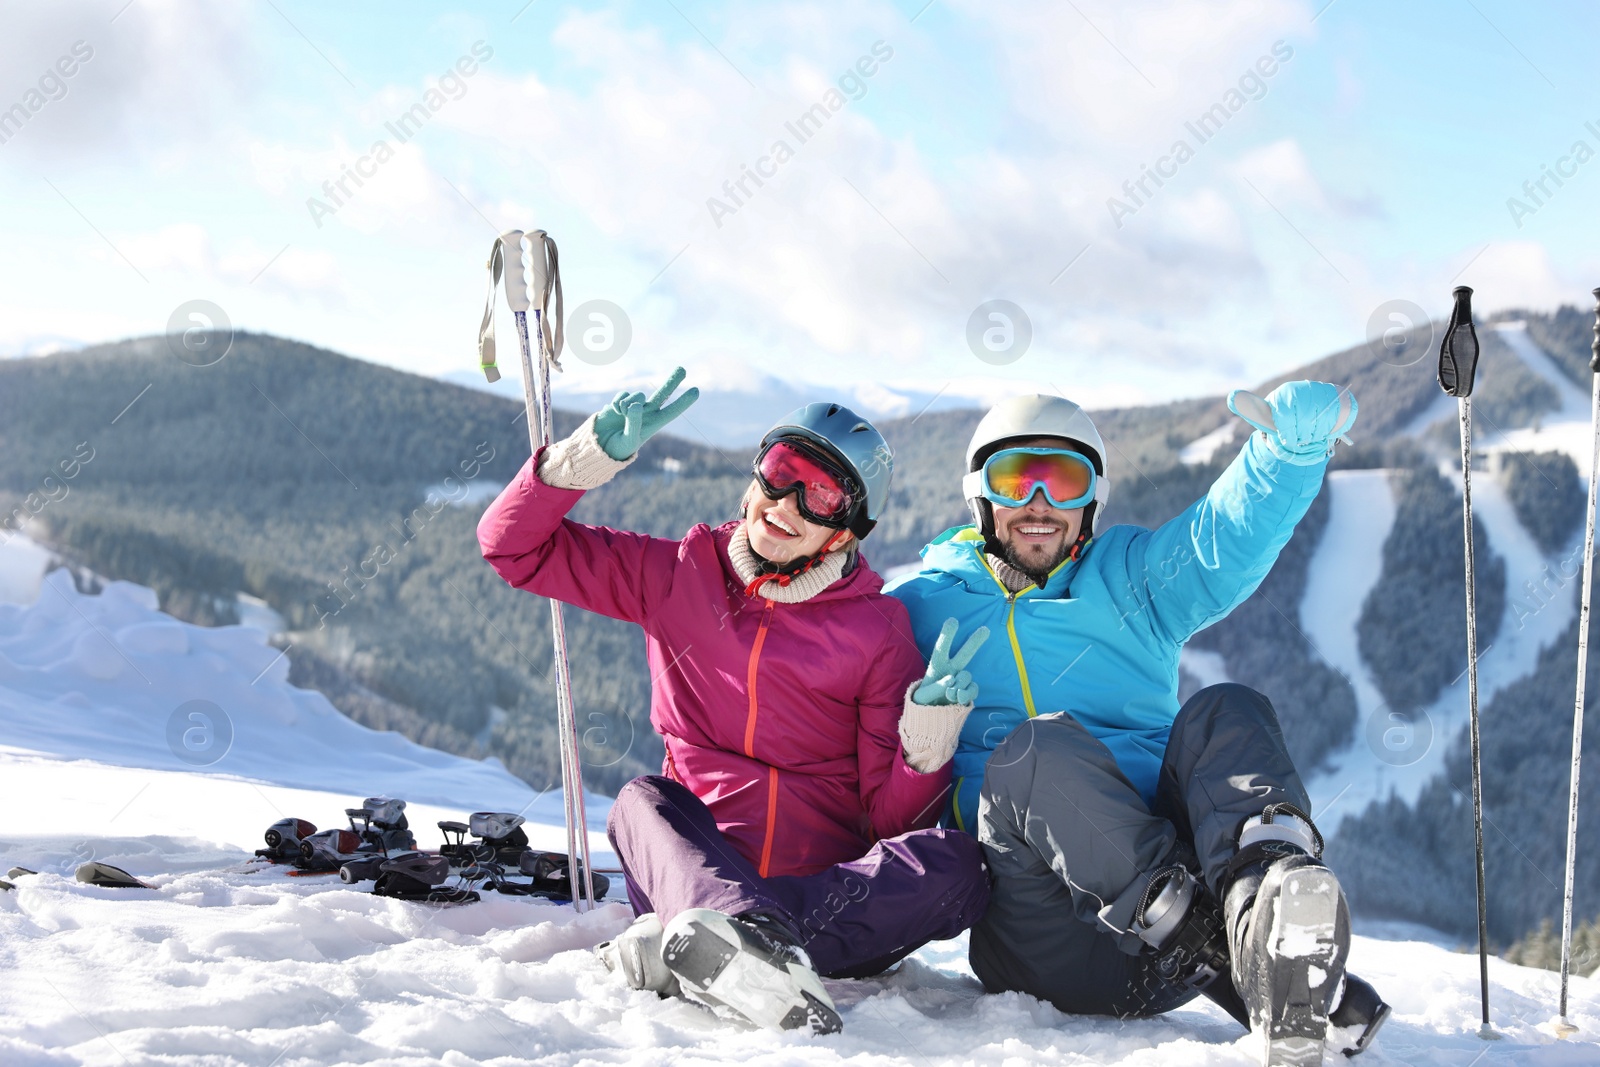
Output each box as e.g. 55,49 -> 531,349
537,413 -> 637,491
898,681 -> 974,774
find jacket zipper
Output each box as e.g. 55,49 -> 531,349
974,547 -> 1041,720
1004,592 -> 1038,717
744,599 -> 779,876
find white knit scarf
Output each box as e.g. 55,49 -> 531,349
727,524 -> 852,603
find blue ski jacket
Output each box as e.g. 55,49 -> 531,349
885,431 -> 1327,831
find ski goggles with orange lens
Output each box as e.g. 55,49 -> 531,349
753,439 -> 861,528
963,447 -> 1097,509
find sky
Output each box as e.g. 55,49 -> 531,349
1,0 -> 1598,410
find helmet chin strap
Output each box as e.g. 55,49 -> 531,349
981,504 -> 1094,576
741,502 -> 853,596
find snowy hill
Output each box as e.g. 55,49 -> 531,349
8,308 -> 1600,1031
4,563 -> 1600,1062
438,363 -> 993,448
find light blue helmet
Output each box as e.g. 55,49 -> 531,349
759,402 -> 894,538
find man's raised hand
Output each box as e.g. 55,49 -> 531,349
1228,380 -> 1357,465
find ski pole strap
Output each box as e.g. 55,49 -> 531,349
527,230 -> 565,372
1438,285 -> 1480,398
480,230 -> 565,379
477,234 -> 512,383
1590,287 -> 1600,373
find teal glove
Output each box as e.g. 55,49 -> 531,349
912,619 -> 991,707
592,367 -> 700,461
1228,380 -> 1357,466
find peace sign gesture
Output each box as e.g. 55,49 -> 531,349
594,367 -> 701,461
911,618 -> 991,707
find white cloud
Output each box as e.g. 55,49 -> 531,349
0,0 -> 254,163
15,0 -> 1580,406
423,1 -> 1302,389
1459,241 -> 1571,315
82,225 -> 347,304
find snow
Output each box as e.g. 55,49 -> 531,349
1180,647 -> 1230,689
1300,470 -> 1399,817
1474,322 -> 1596,473
1398,390 -> 1456,439
1305,327 -> 1593,821
1305,459 -> 1584,819
0,531 -> 57,607
1,567 -> 1599,1061
233,593 -> 285,637
1180,422 -> 1238,466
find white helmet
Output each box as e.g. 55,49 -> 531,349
964,394 -> 1109,536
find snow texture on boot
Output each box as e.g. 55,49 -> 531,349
1327,973 -> 1390,1057
597,913 -> 681,997
1227,853 -> 1351,1067
660,908 -> 842,1035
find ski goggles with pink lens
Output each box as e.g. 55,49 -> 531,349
752,438 -> 862,528
963,447 -> 1097,510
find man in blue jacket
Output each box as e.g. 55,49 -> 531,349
886,385 -> 1387,1065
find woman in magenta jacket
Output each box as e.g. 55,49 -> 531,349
478,369 -> 991,1035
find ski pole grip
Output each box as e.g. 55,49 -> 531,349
526,229 -> 551,311
1437,285 -> 1480,398
499,230 -> 531,312
1590,287 -> 1600,374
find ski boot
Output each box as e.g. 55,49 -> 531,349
597,913 -> 681,997
1223,805 -> 1358,1066
1131,863 -> 1251,1028
661,909 -> 842,1035
1328,974 -> 1390,1057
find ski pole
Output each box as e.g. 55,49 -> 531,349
1437,284 -> 1496,1039
1557,287 -> 1600,1036
480,229 -> 596,912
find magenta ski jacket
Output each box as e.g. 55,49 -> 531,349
477,454 -> 949,877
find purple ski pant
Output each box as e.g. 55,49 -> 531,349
607,775 -> 992,979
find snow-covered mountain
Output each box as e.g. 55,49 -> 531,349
3,529 -> 1600,1063
438,364 -> 994,448
1177,321 -> 1597,830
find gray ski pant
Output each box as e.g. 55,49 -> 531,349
970,683 -> 1312,1017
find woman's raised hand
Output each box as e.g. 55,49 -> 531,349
912,618 -> 991,707
593,367 -> 701,461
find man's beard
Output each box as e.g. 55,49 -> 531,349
995,536 -> 1076,589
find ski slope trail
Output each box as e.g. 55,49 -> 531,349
1,572 -> 1598,1063
1304,467 -> 1584,820
1299,469 -> 1397,818
1306,323 -> 1590,820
